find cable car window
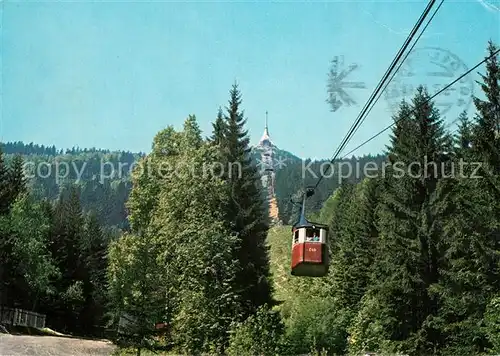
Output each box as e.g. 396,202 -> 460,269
293,230 -> 299,244
306,228 -> 321,242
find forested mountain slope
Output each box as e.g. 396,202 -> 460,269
1,141 -> 385,229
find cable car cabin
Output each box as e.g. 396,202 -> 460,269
291,222 -> 329,277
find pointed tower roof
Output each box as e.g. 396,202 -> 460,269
259,111 -> 273,146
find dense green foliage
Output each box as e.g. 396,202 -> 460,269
0,162 -> 110,336
0,40 -> 498,356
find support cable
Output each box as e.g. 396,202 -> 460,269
314,0 -> 440,191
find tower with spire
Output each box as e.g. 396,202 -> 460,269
258,111 -> 281,225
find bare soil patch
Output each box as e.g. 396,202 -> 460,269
0,334 -> 116,356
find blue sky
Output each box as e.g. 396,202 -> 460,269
2,0 -> 499,159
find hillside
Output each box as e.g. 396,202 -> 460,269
1,141 -> 385,230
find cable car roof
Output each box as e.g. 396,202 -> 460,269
293,222 -> 329,230
292,214 -> 328,230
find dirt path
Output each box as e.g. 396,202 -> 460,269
0,334 -> 116,356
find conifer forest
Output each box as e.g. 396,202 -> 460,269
1,32 -> 500,356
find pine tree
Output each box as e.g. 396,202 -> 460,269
471,40 -> 500,173
353,86 -> 453,354
326,180 -> 356,255
0,154 -> 32,309
219,82 -> 273,318
209,107 -> 226,145
454,110 -> 473,158
65,186 -> 85,278
435,175 -> 499,354
8,154 -> 28,203
0,146 -> 11,215
328,178 -> 381,310
182,114 -> 203,151
0,146 -> 11,305
435,41 -> 500,354
80,211 -> 109,335
386,99 -> 417,165
49,185 -> 86,333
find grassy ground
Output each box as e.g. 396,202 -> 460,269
2,324 -> 67,336
267,225 -> 295,302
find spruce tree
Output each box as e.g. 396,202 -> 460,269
454,110 -> 473,158
0,147 -> 10,215
80,211 -> 108,335
436,172 -> 499,354
49,185 -> 86,332
182,114 -> 203,151
327,180 -> 356,256
0,146 -> 11,305
329,178 -> 381,310
356,86 -> 452,354
435,41 -> 500,354
386,99 -> 417,165
2,153 -> 39,309
8,154 -> 28,203
65,185 -> 85,280
471,40 -> 500,173
220,82 -> 273,318
210,107 -> 226,145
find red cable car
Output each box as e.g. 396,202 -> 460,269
290,187 -> 329,277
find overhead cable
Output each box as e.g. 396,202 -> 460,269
314,0 -> 440,190
339,48 -> 500,159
